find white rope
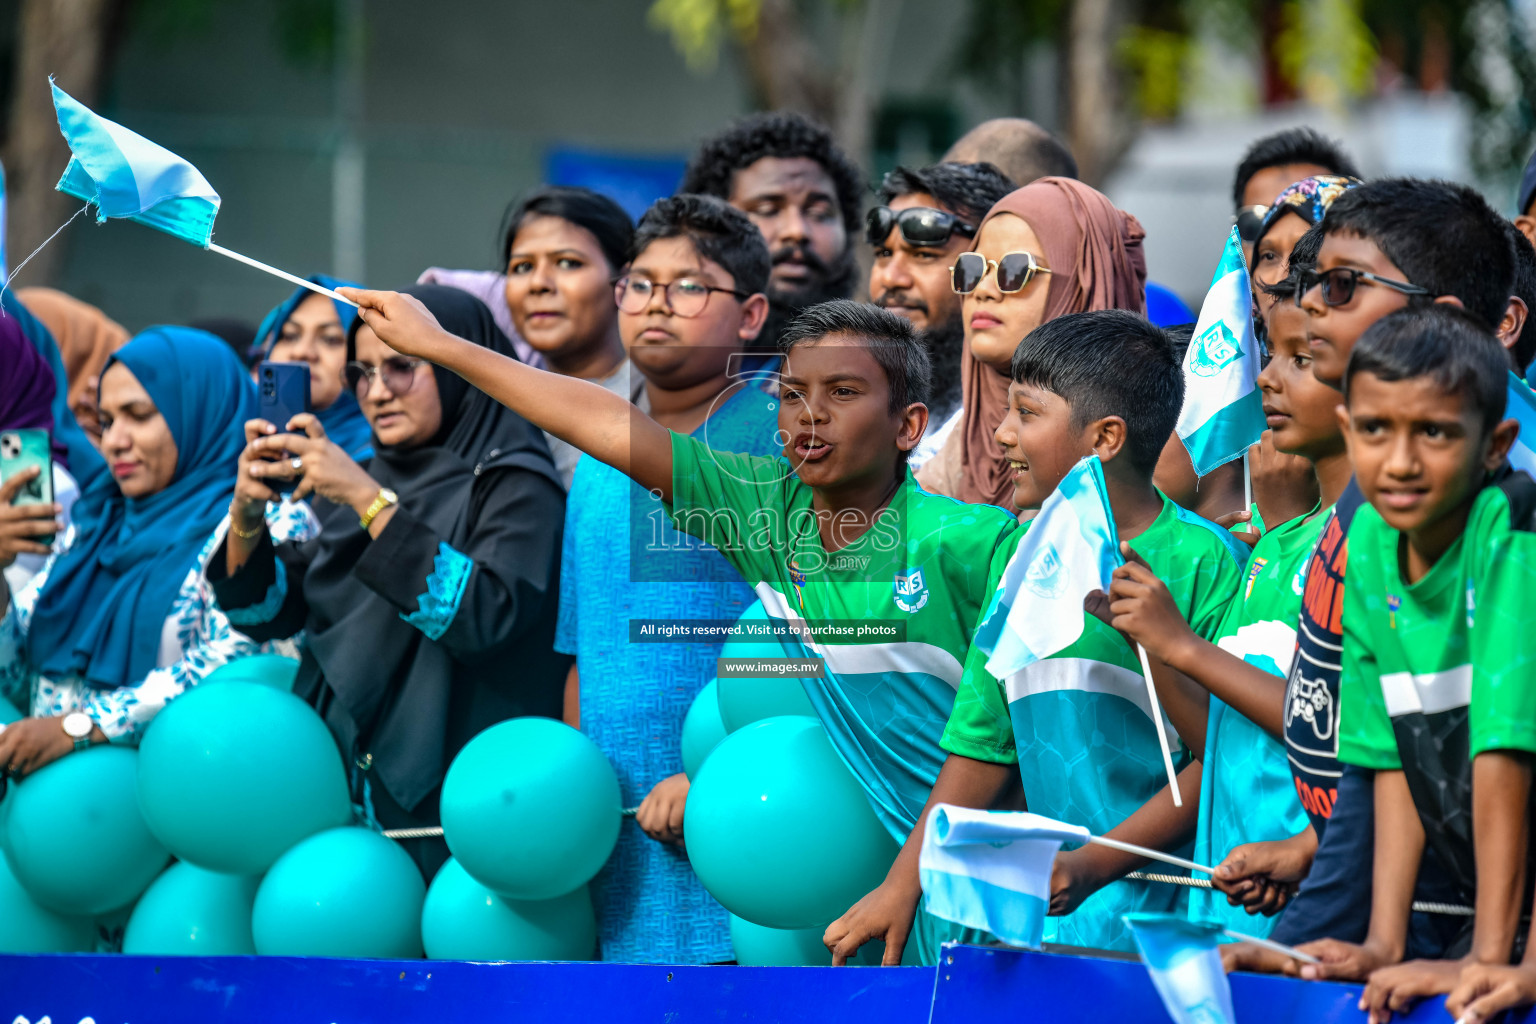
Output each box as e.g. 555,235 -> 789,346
1125,869 -> 1473,916
0,205 -> 90,305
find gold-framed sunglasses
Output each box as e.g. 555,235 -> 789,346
950,250 -> 1053,295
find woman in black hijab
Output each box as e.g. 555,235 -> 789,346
211,285 -> 568,877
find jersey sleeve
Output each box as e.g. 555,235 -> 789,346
1468,489 -> 1536,757
1186,531 -> 1247,642
667,432 -> 788,585
940,536 -> 1021,765
1336,519 -> 1400,770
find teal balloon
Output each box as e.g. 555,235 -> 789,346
137,679 -> 351,874
440,718 -> 621,900
728,915 -> 887,966
680,679 -> 727,779
3,745 -> 168,916
0,847 -> 94,952
684,717 -> 899,930
252,827 -> 424,958
202,653 -> 299,691
123,862 -> 258,955
0,696 -> 21,725
716,603 -> 816,732
421,858 -> 595,961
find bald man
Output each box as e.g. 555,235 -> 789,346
942,118 -> 1077,186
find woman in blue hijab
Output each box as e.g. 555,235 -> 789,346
251,275 -> 374,461
0,327 -> 315,778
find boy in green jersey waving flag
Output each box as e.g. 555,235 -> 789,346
342,283 -> 1020,965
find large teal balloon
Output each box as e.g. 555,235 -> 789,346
252,827 -> 424,958
680,679 -> 727,779
421,858 -> 595,961
716,603 -> 816,732
122,862 -> 259,955
728,915 -> 888,966
137,679 -> 351,875
202,653 -> 299,691
440,718 -> 621,900
0,846 -> 94,952
3,745 -> 168,916
684,716 -> 899,930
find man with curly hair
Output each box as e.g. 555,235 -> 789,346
681,111 -> 864,348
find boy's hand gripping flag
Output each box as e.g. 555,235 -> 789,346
973,455 -> 1185,805
1505,371 -> 1536,476
918,805 -> 1090,949
48,79 -> 352,306
1123,914 -> 1236,1024
1175,227 -> 1266,476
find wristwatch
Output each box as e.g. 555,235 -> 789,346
62,712 -> 95,752
359,488 -> 398,530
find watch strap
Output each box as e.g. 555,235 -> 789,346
359,489 -> 397,530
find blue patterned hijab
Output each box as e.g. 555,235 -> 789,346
28,327 -> 255,690
250,275 -> 372,460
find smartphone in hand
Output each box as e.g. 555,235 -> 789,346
0,429 -> 55,546
256,362 -> 312,496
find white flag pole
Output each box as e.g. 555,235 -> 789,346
1242,452 -> 1254,533
1137,643 -> 1183,808
1221,927 -> 1320,964
207,243 -> 359,307
1083,834 -> 1212,874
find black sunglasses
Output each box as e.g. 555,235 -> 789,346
866,206 -> 976,248
1234,205 -> 1270,243
1297,267 -> 1432,308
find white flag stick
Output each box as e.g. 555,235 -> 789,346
1085,833 -> 1213,875
1242,452 -> 1255,534
1137,643 -> 1183,808
207,243 -> 359,307
1222,927 -> 1319,965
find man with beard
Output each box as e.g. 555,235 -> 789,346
680,112 -> 864,349
868,162 -> 1016,468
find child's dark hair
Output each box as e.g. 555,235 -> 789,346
1320,178 -> 1515,330
778,299 -> 932,418
499,186 -> 634,273
1506,220 -> 1536,375
632,194 -> 771,296
1232,127 -> 1361,208
1343,305 -> 1508,429
1011,310 -> 1183,476
877,162 -> 1018,228
1163,323 -> 1196,363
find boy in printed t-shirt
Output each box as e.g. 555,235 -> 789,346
1306,308 -> 1535,1019
340,286 -> 1021,966
1105,274 -> 1352,939
834,310 -> 1248,960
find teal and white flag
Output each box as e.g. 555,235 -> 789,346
974,455 -> 1120,678
919,804 -> 1089,949
1175,227 -> 1265,476
1123,913 -> 1236,1024
1507,371 -> 1536,477
51,78 -> 220,247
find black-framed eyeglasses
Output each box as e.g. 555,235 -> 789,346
614,275 -> 748,318
950,250 -> 1053,295
345,355 -> 427,399
1234,204 -> 1270,243
1298,266 -> 1432,308
866,205 -> 976,248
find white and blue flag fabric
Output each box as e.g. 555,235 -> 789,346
975,455 -> 1120,679
1123,913 -> 1236,1024
918,804 -> 1089,949
50,78 -> 220,247
1176,227 -> 1266,476
1506,371 -> 1536,477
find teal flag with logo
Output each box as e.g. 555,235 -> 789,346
1175,227 -> 1265,476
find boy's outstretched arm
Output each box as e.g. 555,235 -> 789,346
344,288 -> 675,501
824,753 -> 1014,966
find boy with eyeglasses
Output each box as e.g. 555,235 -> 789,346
1219,177 -> 1520,973
867,162 -> 1015,467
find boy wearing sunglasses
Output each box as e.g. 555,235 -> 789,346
867,162 -> 1016,466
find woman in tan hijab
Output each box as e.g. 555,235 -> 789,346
16,287 -> 129,447
916,178 -> 1146,511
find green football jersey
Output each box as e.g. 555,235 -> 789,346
942,494 -> 1247,952
1339,475 -> 1536,898
667,432 -> 1021,841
